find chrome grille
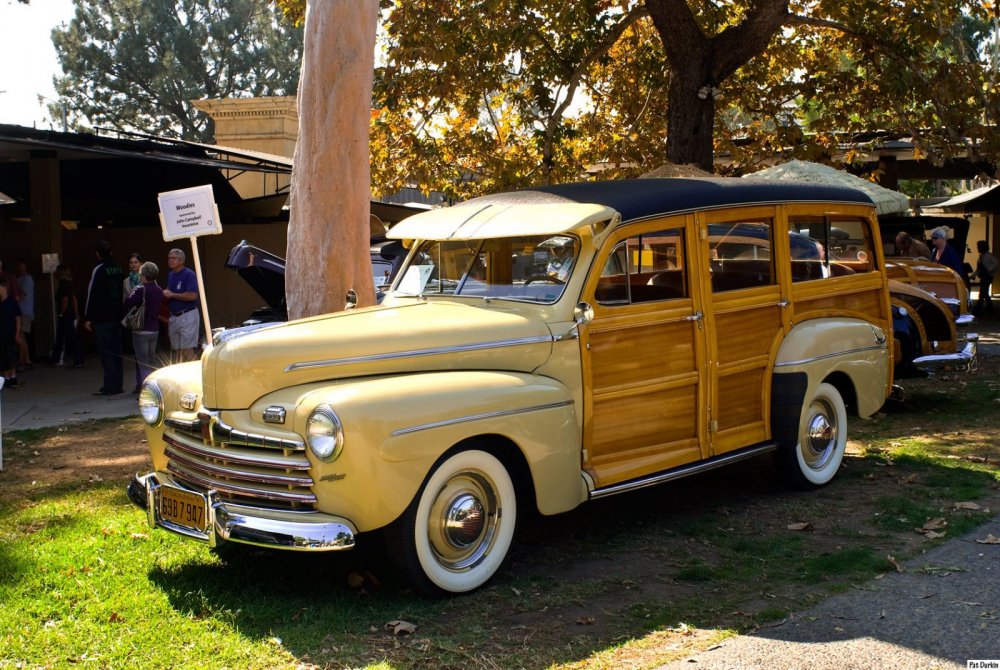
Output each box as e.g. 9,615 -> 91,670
162,411 -> 315,510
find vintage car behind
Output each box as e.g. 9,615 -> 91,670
131,178 -> 902,595
224,234 -> 409,323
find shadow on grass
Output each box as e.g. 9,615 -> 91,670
140,446 -> 1000,669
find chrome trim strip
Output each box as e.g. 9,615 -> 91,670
285,335 -> 554,372
198,410 -> 305,451
164,447 -> 314,487
773,344 -> 886,368
163,433 -> 311,471
589,443 -> 778,499
165,417 -> 200,433
391,400 -> 574,437
130,472 -> 355,551
166,462 -> 317,503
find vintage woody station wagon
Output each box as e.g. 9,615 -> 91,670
130,178 -> 897,595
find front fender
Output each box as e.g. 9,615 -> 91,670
773,317 -> 891,418
288,371 -> 581,532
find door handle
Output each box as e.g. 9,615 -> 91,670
686,311 -> 704,329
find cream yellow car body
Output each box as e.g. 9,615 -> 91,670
132,178 -> 899,595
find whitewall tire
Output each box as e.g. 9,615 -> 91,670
780,382 -> 848,489
387,449 -> 517,596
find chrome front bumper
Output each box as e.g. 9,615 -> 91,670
912,333 -> 979,373
128,472 -> 356,551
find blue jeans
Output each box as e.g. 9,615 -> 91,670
93,321 -> 123,393
132,330 -> 158,388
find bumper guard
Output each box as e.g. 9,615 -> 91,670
128,471 -> 356,551
912,333 -> 979,373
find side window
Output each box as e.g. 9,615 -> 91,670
596,228 -> 687,305
708,220 -> 775,292
789,216 -> 875,282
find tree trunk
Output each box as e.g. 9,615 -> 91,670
286,0 -> 379,320
665,62 -> 716,172
645,0 -> 790,172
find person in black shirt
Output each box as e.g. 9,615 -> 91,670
83,241 -> 124,395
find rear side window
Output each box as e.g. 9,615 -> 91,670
789,216 -> 876,282
708,220 -> 776,292
596,228 -> 687,304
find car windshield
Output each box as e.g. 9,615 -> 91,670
394,234 -> 580,303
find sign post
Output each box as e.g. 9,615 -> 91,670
41,253 -> 60,341
156,185 -> 223,347
0,376 -> 4,470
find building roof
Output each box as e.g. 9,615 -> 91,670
921,183 -> 1000,213
0,124 -> 293,226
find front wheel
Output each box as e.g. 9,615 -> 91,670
776,382 -> 847,489
385,449 -> 517,596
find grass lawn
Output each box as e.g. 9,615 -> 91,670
1,354 -> 998,669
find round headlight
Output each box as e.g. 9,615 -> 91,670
138,381 -> 164,426
306,404 -> 344,461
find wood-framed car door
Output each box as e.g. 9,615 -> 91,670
579,214 -> 711,490
696,206 -> 787,455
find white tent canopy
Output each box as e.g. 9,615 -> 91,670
742,160 -> 911,215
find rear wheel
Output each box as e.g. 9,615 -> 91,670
386,449 -> 517,596
777,382 -> 847,489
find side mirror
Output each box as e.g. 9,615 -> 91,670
573,302 -> 594,326
345,289 -> 358,310
555,302 -> 594,341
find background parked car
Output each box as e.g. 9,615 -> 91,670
224,232 -> 409,324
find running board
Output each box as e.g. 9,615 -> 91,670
589,442 -> 778,500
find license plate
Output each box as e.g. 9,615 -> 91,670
159,486 -> 207,533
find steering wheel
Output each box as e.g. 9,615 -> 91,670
524,274 -> 565,285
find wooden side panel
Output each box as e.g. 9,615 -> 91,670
714,303 -> 781,365
586,315 -> 701,486
589,319 -> 696,389
716,367 -> 766,434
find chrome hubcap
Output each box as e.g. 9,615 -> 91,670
427,471 -> 499,571
804,400 -> 837,470
444,494 -> 485,547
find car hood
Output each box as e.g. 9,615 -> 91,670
202,300 -> 555,409
224,240 -> 286,314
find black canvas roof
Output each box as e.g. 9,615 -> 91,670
463,178 -> 874,222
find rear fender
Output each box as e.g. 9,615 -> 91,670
772,318 -> 890,420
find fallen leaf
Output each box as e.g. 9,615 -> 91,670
922,530 -> 946,539
130,532 -> 148,540
511,587 -> 522,597
576,616 -> 595,625
899,474 -> 919,484
385,620 -> 417,636
787,522 -> 812,531
887,555 -> 905,572
108,612 -> 124,624
975,534 -> 1000,545
953,502 -> 981,510
921,517 -> 948,530
346,572 -> 365,589
863,473 -> 877,481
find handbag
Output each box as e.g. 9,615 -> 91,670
122,286 -> 145,330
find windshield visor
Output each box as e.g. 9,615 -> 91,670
394,234 -> 580,303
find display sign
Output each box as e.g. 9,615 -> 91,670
41,253 -> 60,274
157,184 -> 222,242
